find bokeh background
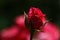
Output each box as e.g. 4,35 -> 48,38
0,0 -> 60,30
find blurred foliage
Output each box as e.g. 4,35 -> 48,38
0,0 -> 60,29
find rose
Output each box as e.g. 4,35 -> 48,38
26,7 -> 59,40
1,7 -> 59,40
27,7 -> 46,30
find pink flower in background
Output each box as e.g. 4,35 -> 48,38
33,22 -> 59,40
1,25 -> 19,40
14,15 -> 25,28
1,15 -> 30,40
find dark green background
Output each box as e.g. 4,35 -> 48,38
0,0 -> 60,30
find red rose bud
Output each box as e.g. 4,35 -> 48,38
27,7 -> 46,29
